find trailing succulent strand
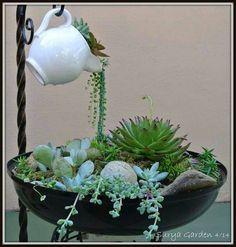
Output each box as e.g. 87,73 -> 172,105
86,72 -> 100,128
57,193 -> 80,238
86,59 -> 109,138
56,170 -> 166,241
97,59 -> 109,141
133,162 -> 167,240
109,116 -> 191,162
105,176 -> 141,218
73,17 -> 109,140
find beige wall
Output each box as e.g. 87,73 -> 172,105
4,4 -> 231,210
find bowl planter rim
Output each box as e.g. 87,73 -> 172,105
7,150 -> 227,201
7,150 -> 227,235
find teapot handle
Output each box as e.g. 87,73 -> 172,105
34,8 -> 72,37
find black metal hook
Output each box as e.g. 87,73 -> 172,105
16,4 -> 65,46
23,18 -> 34,45
52,5 -> 65,17
16,5 -> 34,45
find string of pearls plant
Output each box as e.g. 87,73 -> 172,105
73,18 -> 109,141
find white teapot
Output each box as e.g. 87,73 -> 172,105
26,8 -> 102,86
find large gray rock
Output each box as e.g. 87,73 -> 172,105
160,169 -> 217,196
101,161 -> 137,184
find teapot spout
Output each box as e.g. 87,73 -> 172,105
84,53 -> 102,73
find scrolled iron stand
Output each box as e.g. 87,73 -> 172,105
15,4 -> 162,243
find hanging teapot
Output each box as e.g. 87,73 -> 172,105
26,8 -> 102,86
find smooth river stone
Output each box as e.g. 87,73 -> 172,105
101,161 -> 137,184
160,169 -> 217,196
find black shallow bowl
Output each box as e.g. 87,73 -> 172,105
7,151 -> 227,235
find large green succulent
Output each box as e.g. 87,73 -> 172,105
109,116 -> 191,162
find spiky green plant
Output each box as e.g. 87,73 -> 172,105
73,18 -> 90,40
109,116 -> 191,162
73,18 -> 109,57
197,147 -> 220,180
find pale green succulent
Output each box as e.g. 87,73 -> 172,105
109,116 -> 191,162
32,139 -> 98,178
62,160 -> 95,191
133,162 -> 168,183
52,157 -> 73,178
32,143 -> 59,170
66,138 -> 91,152
64,138 -> 90,167
65,138 -> 101,165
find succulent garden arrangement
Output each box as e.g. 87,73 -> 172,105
12,17 -> 222,241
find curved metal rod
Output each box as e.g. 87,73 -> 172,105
24,18 -> 34,45
52,5 -> 65,16
51,226 -> 83,242
51,226 -> 60,242
16,5 -> 34,45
